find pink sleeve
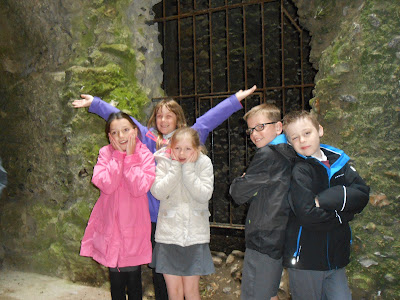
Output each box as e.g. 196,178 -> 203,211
92,146 -> 125,194
123,142 -> 156,197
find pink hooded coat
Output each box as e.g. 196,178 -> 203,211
80,139 -> 155,268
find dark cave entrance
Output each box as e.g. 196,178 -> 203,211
152,0 -> 316,252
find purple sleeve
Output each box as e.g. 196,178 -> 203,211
88,97 -> 156,152
192,94 -> 243,144
88,97 -> 120,121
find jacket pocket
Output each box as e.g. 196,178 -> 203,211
191,209 -> 210,235
92,230 -> 109,257
156,209 -> 177,239
122,226 -> 150,258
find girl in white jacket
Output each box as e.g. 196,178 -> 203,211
150,127 -> 214,300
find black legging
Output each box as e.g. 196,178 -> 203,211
109,267 -> 142,300
151,222 -> 168,300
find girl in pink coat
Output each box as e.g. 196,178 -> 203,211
80,112 -> 156,300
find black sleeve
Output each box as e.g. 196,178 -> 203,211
229,147 -> 290,205
317,164 -> 370,213
289,162 -> 343,231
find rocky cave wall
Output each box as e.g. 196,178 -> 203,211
293,0 -> 400,298
0,0 -> 163,285
0,0 -> 399,298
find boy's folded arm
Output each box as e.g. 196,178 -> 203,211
316,165 -> 370,213
290,165 -> 345,230
317,185 -> 369,213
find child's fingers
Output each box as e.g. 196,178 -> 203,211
188,151 -> 198,163
127,133 -> 137,155
71,95 -> 93,108
236,85 -> 257,101
80,94 -> 94,101
109,134 -> 120,151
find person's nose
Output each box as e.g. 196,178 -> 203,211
299,135 -> 305,143
251,130 -> 259,138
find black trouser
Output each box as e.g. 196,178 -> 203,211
151,222 -> 168,300
109,267 -> 142,300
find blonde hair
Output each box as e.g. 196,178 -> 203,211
147,99 -> 187,149
169,127 -> 207,155
282,110 -> 320,134
243,103 -> 281,122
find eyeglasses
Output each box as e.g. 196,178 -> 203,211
246,122 -> 277,135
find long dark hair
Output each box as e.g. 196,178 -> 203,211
105,112 -> 141,140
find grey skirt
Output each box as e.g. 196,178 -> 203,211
151,243 -> 215,276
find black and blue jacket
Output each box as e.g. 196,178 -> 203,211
283,144 -> 369,271
230,134 -> 297,260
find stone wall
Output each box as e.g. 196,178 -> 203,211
0,0 -> 162,284
293,0 -> 400,298
0,0 -> 399,299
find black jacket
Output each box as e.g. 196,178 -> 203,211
230,135 -> 296,259
283,144 -> 370,271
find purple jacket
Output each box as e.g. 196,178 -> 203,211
80,140 -> 155,268
88,94 -> 242,222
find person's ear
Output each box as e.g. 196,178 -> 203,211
275,121 -> 283,135
318,125 -> 324,138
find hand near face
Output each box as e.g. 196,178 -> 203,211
126,132 -> 137,156
170,148 -> 178,161
186,150 -> 199,163
108,133 -> 124,152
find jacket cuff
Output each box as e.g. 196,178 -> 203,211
229,94 -> 243,109
88,96 -> 101,114
171,160 -> 181,169
182,161 -> 196,174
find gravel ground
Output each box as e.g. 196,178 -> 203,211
0,269 -> 110,300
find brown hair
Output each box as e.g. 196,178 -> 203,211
147,99 -> 187,149
106,112 -> 141,139
282,110 -> 319,134
243,103 -> 281,122
169,127 -> 207,155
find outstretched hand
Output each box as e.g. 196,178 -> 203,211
72,94 -> 94,108
235,85 -> 257,102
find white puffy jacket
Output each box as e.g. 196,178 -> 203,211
151,148 -> 214,247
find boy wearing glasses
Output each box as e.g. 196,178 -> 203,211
230,103 -> 296,300
282,111 -> 369,300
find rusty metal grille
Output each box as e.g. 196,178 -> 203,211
152,0 -> 316,229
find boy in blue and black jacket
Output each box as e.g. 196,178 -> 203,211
282,110 -> 370,300
230,103 -> 296,300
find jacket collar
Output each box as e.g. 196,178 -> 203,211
297,144 -> 350,180
269,134 -> 287,145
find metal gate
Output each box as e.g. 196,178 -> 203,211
152,0 -> 315,229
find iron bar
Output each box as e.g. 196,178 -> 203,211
153,0 -> 315,230
154,0 -> 278,23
